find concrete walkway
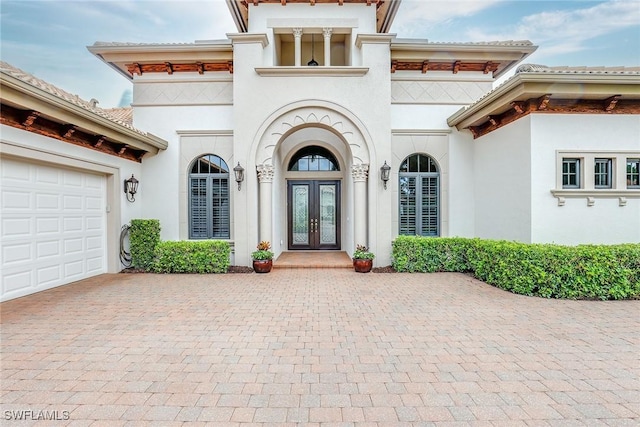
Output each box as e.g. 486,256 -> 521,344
1,270 -> 638,426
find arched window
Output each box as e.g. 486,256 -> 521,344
189,154 -> 230,239
399,154 -> 440,236
288,146 -> 339,171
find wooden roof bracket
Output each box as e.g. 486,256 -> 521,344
511,101 -> 526,114
483,62 -> 493,74
537,94 -> 551,111
390,60 -> 397,73
62,124 -> 76,139
23,111 -> 40,128
196,62 -> 204,75
118,145 -> 128,155
453,61 -> 461,74
487,116 -> 498,126
421,60 -> 429,74
604,95 -> 620,112
165,62 -> 174,75
228,61 -> 234,74
94,136 -> 106,148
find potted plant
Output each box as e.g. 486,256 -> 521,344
352,244 -> 374,273
251,241 -> 274,273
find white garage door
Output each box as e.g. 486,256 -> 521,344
1,158 -> 107,302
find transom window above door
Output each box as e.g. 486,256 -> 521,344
288,146 -> 340,171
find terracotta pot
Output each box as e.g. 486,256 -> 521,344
253,259 -> 273,273
353,258 -> 373,273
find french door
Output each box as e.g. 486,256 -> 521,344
288,180 -> 340,250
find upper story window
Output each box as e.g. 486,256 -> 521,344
562,158 -> 581,189
594,158 -> 612,189
627,158 -> 640,188
288,146 -> 339,171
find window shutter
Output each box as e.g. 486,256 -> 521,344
190,177 -> 208,238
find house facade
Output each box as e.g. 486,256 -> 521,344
1,0 -> 639,301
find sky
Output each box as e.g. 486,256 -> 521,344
1,0 -> 639,108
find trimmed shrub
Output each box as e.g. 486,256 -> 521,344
392,236 -> 640,300
130,219 -> 161,270
151,240 -> 230,274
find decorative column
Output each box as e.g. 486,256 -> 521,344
322,27 -> 332,66
293,28 -> 303,67
351,163 -> 369,246
256,164 -> 275,245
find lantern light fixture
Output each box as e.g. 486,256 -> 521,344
124,174 -> 139,202
380,161 -> 391,189
234,162 -> 245,190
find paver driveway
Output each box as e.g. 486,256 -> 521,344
1,270 -> 639,426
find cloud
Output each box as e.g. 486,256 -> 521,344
464,0 -> 640,55
392,0 -> 503,38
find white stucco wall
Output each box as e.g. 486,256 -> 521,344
473,117 -> 532,242
132,102 -> 234,241
530,114 -> 640,245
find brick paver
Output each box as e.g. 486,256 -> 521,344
1,270 -> 639,426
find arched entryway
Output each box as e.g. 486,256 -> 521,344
250,102 -> 373,257
287,145 -> 341,250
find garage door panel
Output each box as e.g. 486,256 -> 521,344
3,271 -> 32,294
37,240 -> 60,258
2,217 -> 31,237
2,242 -> 31,265
37,217 -> 60,234
37,265 -> 61,286
3,190 -> 31,210
1,158 -> 107,302
36,192 -> 60,210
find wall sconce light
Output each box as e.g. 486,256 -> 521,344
124,174 -> 139,202
380,161 -> 391,189
234,162 -> 245,190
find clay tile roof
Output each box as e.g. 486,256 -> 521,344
0,61 -> 146,136
516,64 -> 640,74
103,107 -> 133,125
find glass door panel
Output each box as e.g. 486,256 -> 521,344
288,180 -> 340,250
291,184 -> 310,246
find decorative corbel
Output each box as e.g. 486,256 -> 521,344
128,63 -> 142,76
604,95 -> 620,112
165,62 -> 173,75
483,61 -> 493,74
487,116 -> 498,127
511,101 -> 525,114
619,197 -> 627,207
421,60 -> 429,74
23,111 -> 40,128
196,62 -> 204,75
62,125 -> 76,139
587,197 -> 595,207
118,146 -> 128,155
390,60 -> 397,73
557,196 -> 565,207
94,136 -> 106,148
228,61 -> 234,74
537,94 -> 551,111
469,126 -> 479,139
452,60 -> 460,74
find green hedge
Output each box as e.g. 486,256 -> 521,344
392,236 -> 640,300
151,240 -> 230,274
130,219 -> 161,270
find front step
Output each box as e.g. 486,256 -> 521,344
273,251 -> 352,269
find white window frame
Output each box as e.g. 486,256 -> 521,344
552,151 -> 640,206
562,158 -> 581,189
627,158 -> 640,189
594,158 -> 613,189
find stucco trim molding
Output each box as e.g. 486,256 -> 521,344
252,100 -> 373,167
551,189 -> 640,207
255,67 -> 368,77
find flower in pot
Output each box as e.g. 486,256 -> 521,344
352,244 -> 374,273
251,241 -> 274,273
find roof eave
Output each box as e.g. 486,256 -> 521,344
447,72 -> 640,129
0,73 -> 168,154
